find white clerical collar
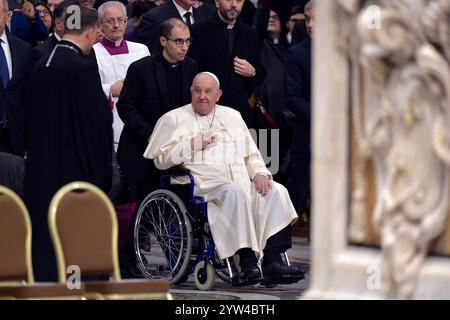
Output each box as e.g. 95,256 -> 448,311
54,32 -> 62,41
172,0 -> 193,19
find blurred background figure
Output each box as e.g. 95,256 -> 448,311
34,2 -> 52,34
46,0 -> 62,13
285,0 -> 314,228
7,0 -> 48,47
254,7 -> 291,185
124,0 -> 154,41
79,0 -> 95,8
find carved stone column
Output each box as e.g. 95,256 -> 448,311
304,0 -> 450,299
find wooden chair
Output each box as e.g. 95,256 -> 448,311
48,182 -> 170,300
0,185 -> 84,299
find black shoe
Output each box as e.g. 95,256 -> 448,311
241,265 -> 261,280
237,248 -> 260,280
262,261 -> 304,278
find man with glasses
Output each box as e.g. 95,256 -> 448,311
116,17 -> 197,278
94,0 -> 150,152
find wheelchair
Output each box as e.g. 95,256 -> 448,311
132,169 -> 301,291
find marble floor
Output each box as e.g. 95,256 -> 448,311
169,237 -> 310,300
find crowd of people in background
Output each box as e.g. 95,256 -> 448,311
0,0 -> 313,282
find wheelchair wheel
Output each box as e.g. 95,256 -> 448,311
134,189 -> 192,284
194,261 -> 215,291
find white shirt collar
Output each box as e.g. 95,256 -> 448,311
172,0 -> 193,21
0,30 -> 12,81
0,31 -> 8,44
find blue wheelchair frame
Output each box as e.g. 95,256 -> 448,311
159,171 -> 221,276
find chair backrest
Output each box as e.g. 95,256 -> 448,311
0,186 -> 33,283
48,182 -> 121,284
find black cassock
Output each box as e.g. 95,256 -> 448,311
25,40 -> 113,281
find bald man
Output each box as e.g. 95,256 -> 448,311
144,72 -> 304,285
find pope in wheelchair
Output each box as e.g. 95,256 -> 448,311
136,72 -> 304,289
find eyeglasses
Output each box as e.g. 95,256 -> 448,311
37,8 -> 50,17
102,17 -> 127,26
269,14 -> 279,21
165,37 -> 193,47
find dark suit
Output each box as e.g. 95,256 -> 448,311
116,52 -> 197,274
0,33 -> 32,157
284,37 -> 311,210
189,13 -> 266,127
32,33 -> 59,64
135,0 -> 209,54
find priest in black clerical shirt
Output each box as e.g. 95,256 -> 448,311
116,18 -> 197,277
25,5 -> 113,282
189,0 -> 266,128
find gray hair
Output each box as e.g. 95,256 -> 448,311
2,0 -> 8,12
97,0 -> 127,20
304,0 -> 315,12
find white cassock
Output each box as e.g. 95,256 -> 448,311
143,104 -> 298,260
94,40 -> 150,151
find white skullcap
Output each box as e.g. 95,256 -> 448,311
197,72 -> 221,89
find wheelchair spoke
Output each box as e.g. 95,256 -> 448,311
134,190 -> 192,283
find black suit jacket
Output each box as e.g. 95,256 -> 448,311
116,53 -> 198,179
284,37 -> 311,153
189,14 -> 266,127
136,0 -> 209,54
0,33 -> 32,156
32,33 -> 59,64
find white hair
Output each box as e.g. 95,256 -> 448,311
195,72 -> 221,89
305,0 -> 315,12
2,0 -> 8,12
98,1 -> 127,20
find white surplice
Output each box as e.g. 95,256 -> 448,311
143,104 -> 298,260
94,40 -> 150,150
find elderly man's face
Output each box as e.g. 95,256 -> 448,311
100,5 -> 127,42
191,74 -> 222,115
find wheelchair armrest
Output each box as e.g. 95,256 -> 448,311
159,167 -> 195,197
160,166 -> 190,175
